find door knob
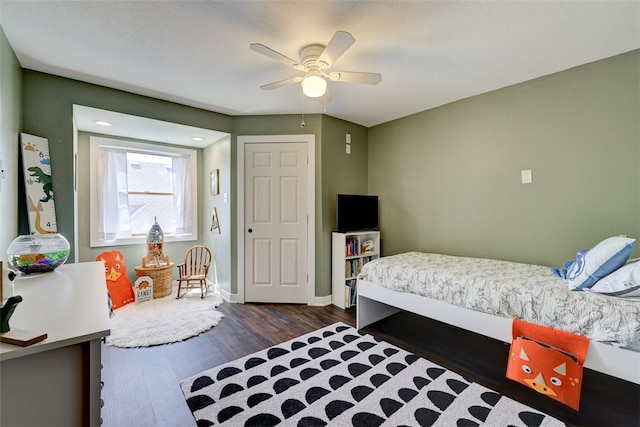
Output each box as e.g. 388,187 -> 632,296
248,228 -> 253,233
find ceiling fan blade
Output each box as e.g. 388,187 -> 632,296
327,71 -> 382,85
260,76 -> 303,91
250,43 -> 300,68
317,31 -> 355,67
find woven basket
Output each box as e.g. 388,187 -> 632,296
135,264 -> 173,299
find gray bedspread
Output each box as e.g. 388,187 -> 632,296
358,252 -> 640,346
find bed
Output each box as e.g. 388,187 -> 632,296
356,251 -> 640,385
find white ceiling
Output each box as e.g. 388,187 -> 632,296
1,1 -> 639,130
72,105 -> 229,147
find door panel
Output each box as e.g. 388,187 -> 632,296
252,239 -> 271,286
245,142 -> 308,303
280,239 -> 299,286
253,177 -> 272,223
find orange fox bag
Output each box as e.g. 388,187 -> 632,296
96,250 -> 135,309
506,319 -> 590,410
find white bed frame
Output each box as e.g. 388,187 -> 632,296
357,279 -> 640,385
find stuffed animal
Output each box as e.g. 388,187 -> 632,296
362,239 -> 374,253
96,250 -> 134,309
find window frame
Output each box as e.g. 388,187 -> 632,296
89,135 -> 198,248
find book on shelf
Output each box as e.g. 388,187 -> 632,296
345,258 -> 365,278
332,231 -> 380,310
344,251 -> 378,281
345,279 -> 357,308
345,237 -> 360,256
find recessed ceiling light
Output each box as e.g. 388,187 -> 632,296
94,120 -> 112,127
192,136 -> 205,142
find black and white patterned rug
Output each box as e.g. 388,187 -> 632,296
180,323 -> 564,426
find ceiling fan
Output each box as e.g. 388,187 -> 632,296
250,31 -> 382,100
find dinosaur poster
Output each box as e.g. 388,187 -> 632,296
20,133 -> 58,234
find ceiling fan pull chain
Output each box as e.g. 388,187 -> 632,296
300,90 -> 306,128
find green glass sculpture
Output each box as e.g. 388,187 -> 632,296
1,295 -> 22,333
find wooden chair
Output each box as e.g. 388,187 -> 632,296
176,245 -> 212,299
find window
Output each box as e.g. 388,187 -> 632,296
89,136 -> 198,247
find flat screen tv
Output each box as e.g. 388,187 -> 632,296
336,194 -> 379,232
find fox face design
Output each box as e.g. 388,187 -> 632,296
515,346 -> 581,397
100,251 -> 125,282
508,338 -> 582,409
97,251 -> 134,309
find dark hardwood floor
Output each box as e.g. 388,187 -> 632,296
101,303 -> 639,427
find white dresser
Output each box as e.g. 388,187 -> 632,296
0,261 -> 110,426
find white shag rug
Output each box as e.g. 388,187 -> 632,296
105,282 -> 224,348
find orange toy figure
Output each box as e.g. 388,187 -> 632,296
506,319 -> 590,410
96,250 -> 134,309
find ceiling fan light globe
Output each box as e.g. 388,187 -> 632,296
301,75 -> 327,98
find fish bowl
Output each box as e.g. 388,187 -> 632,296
7,234 -> 70,274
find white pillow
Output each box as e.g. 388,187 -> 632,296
565,236 -> 636,291
588,260 -> 640,297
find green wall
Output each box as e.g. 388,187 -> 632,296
14,44 -> 637,297
320,115 -> 369,294
203,136 -> 232,295
20,71 -> 232,263
232,114 -> 368,297
13,74 -> 369,299
368,50 -> 640,267
0,26 -> 21,261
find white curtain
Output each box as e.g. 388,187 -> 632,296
96,147 -> 130,240
172,155 -> 192,235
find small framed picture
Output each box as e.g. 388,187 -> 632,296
210,169 -> 219,195
210,207 -> 221,233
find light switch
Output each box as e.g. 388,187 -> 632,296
346,134 -> 351,144
346,144 -> 351,154
223,193 -> 228,203
521,170 -> 532,184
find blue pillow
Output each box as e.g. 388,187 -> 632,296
559,236 -> 636,291
551,250 -> 588,279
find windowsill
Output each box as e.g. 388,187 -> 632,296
90,234 -> 196,248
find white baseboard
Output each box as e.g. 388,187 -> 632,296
211,288 -> 331,307
218,288 -> 238,303
310,295 -> 332,306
